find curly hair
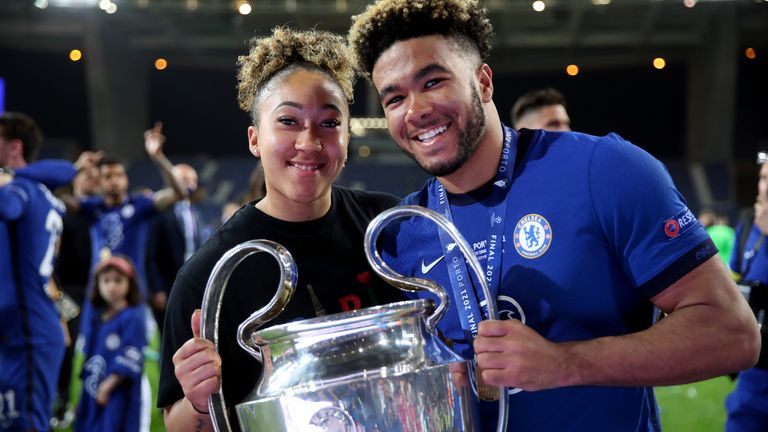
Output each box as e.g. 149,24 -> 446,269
237,27 -> 356,124
349,0 -> 494,78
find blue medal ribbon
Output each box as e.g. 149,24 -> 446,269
430,125 -> 517,343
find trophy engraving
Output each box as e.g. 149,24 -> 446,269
309,406 -> 356,432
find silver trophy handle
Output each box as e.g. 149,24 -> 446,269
200,239 -> 298,432
364,205 -> 509,432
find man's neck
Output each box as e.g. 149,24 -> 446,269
105,192 -> 127,207
438,108 -> 504,194
8,158 -> 27,170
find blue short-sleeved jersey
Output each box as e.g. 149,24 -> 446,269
0,160 -> 73,431
382,128 -> 715,432
727,224 -> 768,430
730,223 -> 768,284
0,160 -> 75,316
0,176 -> 68,347
76,195 -> 157,376
80,194 -> 157,294
75,305 -> 147,432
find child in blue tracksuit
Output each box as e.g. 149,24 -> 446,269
74,256 -> 147,432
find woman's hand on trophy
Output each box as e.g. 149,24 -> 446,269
172,309 -> 222,415
448,361 -> 469,388
473,319 -> 568,392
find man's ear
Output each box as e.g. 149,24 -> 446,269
247,126 -> 260,157
477,63 -> 494,103
10,138 -> 24,160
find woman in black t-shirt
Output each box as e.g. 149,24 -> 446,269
158,27 -> 405,432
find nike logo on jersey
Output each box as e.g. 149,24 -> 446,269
421,255 -> 445,274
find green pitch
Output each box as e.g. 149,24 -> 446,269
656,376 -> 736,431
55,352 -> 735,432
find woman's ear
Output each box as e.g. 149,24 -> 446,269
247,126 -> 260,157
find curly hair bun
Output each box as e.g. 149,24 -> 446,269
237,27 -> 357,113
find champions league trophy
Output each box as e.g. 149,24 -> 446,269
200,205 -> 508,432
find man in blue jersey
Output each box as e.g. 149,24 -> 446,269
726,156 -> 768,432
63,122 -> 186,430
348,1 -> 761,430
66,122 -> 187,296
0,112 -> 76,432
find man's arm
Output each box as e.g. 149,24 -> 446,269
57,150 -> 105,214
144,122 -> 187,211
475,256 -> 761,390
15,160 -> 76,191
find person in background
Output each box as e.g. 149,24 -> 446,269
348,0 -> 760,430
158,27 -> 406,432
67,122 -> 187,299
699,207 -> 736,265
146,163 -> 205,331
726,156 -> 768,432
510,87 -> 571,132
219,201 -> 241,226
51,157 -> 103,428
0,112 -> 76,432
74,256 -> 146,432
63,122 -> 186,432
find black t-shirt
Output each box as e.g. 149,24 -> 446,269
157,186 -> 406,422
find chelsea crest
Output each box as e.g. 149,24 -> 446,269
513,214 -> 552,259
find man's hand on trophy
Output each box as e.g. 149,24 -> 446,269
172,309 -> 222,415
474,319 -> 567,392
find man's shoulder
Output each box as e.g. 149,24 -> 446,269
128,192 -> 156,206
6,177 -> 64,210
399,180 -> 433,206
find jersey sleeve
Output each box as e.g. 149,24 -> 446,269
0,181 -> 29,221
134,194 -> 158,219
108,307 -> 147,381
15,159 -> 76,190
588,134 -> 715,298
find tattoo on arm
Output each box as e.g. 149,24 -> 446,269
195,419 -> 207,432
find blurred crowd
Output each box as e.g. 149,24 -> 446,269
1,78 -> 765,432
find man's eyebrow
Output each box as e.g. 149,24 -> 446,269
379,63 -> 451,100
414,63 -> 450,82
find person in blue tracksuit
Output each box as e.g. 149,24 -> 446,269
726,158 -> 768,432
74,255 -> 146,432
348,1 -> 761,430
0,112 -> 75,432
